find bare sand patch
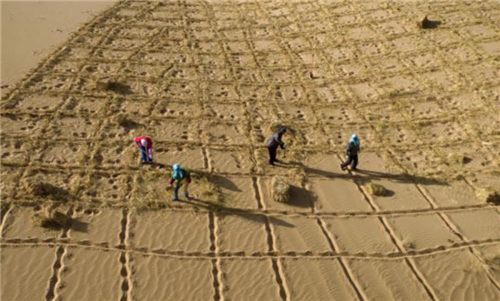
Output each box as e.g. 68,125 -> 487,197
1,0 -> 116,88
281,258 -> 359,300
129,210 -> 210,253
414,249 -> 500,301
217,212 -> 268,254
131,255 -> 213,301
387,214 -> 459,251
221,259 -> 282,301
59,248 -> 121,301
348,258 -> 433,301
0,247 -> 55,301
322,216 -> 399,255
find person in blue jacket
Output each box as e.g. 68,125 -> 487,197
340,134 -> 361,171
169,164 -> 192,201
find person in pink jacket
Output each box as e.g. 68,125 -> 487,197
134,135 -> 153,164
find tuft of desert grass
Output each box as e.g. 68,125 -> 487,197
417,15 -> 440,29
32,206 -> 71,229
95,77 -> 131,94
113,113 -> 139,129
447,153 -> 472,165
288,167 -> 306,186
28,182 -> 71,201
476,187 -> 500,204
199,176 -> 224,204
403,240 -> 417,251
366,183 -> 388,196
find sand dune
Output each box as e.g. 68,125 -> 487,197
1,0 -> 500,300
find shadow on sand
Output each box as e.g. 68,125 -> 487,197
177,198 -> 294,228
286,185 -> 317,209
283,161 -> 446,187
208,174 -> 241,192
69,218 -> 89,232
39,216 -> 89,232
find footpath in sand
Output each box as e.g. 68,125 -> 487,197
1,1 -> 500,301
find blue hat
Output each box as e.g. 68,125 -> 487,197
350,134 -> 360,146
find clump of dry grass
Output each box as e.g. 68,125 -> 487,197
199,176 -> 224,203
29,182 -> 57,196
113,113 -> 139,129
403,240 -> 417,251
95,77 -> 131,94
288,167 -> 306,186
32,206 -> 71,229
28,182 -> 70,201
476,187 -> 500,205
366,183 -> 389,196
114,113 -> 129,126
375,120 -> 389,133
136,199 -> 166,211
271,176 -> 290,203
417,15 -> 440,29
447,153 -> 472,165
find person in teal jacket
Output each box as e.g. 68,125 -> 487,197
340,134 -> 361,171
169,164 -> 192,201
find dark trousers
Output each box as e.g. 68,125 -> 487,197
268,146 -> 278,164
341,154 -> 358,170
173,182 -> 189,200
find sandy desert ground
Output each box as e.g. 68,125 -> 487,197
1,0 -> 116,88
1,1 -> 500,300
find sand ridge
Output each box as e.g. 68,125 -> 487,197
1,0 -> 500,300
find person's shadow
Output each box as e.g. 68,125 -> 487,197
353,169 -> 446,187
283,160 -> 446,187
178,198 -> 294,228
209,174 -> 241,192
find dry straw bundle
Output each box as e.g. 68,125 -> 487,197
28,182 -> 71,202
476,188 -> 500,204
271,176 -> 290,203
95,77 -> 131,94
199,176 -> 224,204
366,183 -> 388,196
32,206 -> 71,229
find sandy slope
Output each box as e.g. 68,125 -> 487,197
1,1 -> 500,300
1,0 -> 115,88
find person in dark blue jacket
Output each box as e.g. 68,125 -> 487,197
340,134 -> 361,171
266,127 -> 287,165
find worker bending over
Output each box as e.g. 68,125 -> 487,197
134,135 -> 153,164
169,164 -> 191,201
341,134 -> 361,171
266,127 -> 287,165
